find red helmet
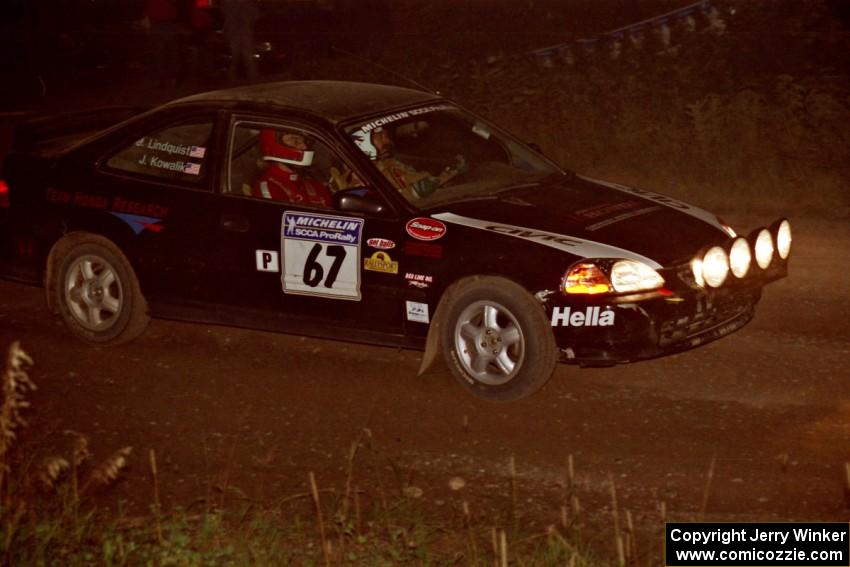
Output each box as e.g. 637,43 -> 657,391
260,129 -> 314,167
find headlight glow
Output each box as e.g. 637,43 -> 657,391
776,219 -> 791,260
702,246 -> 729,287
609,260 -> 665,293
729,237 -> 751,278
754,229 -> 774,269
562,263 -> 612,295
690,256 -> 705,287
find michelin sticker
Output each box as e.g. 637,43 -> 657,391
281,211 -> 364,300
358,104 -> 452,134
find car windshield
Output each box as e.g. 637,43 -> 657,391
345,104 -> 561,208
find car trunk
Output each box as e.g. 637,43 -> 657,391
10,106 -> 146,155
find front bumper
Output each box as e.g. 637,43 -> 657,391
545,254 -> 787,367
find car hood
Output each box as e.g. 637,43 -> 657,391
429,173 -> 729,268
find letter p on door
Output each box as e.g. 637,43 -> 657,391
256,250 -> 280,272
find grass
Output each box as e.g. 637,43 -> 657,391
1,338 -> 808,565
1,342 -> 652,565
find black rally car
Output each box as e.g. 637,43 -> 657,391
0,81 -> 791,401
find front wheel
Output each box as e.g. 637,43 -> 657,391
52,234 -> 149,345
439,276 -> 558,401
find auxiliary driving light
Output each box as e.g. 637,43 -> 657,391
754,228 -> 774,270
702,246 -> 729,288
690,256 -> 705,287
775,219 -> 792,260
729,237 -> 751,278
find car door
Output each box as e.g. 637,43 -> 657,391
87,112 -> 221,304
208,117 -> 409,336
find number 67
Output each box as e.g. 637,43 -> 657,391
303,243 -> 346,288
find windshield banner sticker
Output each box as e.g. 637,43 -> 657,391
357,104 -> 453,134
281,211 -> 364,300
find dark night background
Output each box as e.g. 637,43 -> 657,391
1,0 -> 849,216
1,1 -> 849,564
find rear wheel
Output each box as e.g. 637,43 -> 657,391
53,234 -> 149,344
440,276 -> 558,401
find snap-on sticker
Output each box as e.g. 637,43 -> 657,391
406,217 -> 446,241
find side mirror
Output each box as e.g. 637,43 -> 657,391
334,188 -> 386,216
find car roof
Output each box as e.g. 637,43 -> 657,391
169,81 -> 443,124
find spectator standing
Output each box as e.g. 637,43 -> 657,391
144,0 -> 183,87
220,0 -> 259,84
185,0 -> 215,84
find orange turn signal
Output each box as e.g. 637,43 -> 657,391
562,263 -> 612,295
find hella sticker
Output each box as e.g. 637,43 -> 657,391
366,238 -> 396,250
551,306 -> 615,327
406,217 -> 446,241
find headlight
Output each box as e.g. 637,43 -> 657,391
754,228 -> 773,269
702,246 -> 729,287
775,219 -> 791,260
728,237 -> 751,278
562,263 -> 612,295
609,260 -> 664,293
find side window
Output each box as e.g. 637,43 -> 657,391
228,122 -> 364,209
105,121 -> 213,185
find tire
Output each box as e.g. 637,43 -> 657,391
439,276 -> 558,402
52,234 -> 149,345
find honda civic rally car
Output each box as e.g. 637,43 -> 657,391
0,81 -> 791,401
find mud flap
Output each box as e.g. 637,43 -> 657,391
417,288 -> 451,376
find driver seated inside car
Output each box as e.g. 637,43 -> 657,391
353,126 -> 466,201
253,129 -> 334,207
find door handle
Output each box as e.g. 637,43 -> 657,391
221,213 -> 250,232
